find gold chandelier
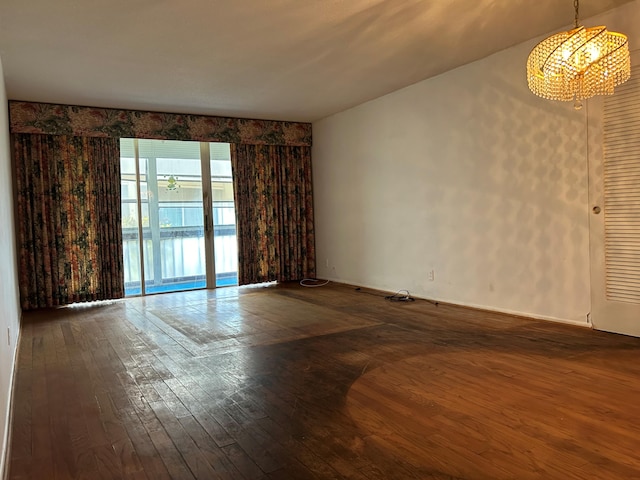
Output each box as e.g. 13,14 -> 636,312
527,0 -> 630,109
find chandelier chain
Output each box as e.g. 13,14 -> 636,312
574,0 -> 579,28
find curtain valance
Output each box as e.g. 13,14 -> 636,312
9,101 -> 312,146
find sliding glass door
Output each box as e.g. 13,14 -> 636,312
209,143 -> 239,287
120,139 -> 237,295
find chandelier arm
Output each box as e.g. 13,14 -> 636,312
566,26 -> 607,73
583,39 -> 630,75
574,0 -> 580,28
540,27 -> 584,74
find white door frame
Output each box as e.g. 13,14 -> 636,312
587,52 -> 640,337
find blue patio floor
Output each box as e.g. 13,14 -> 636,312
125,275 -> 237,296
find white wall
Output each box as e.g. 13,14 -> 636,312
0,55 -> 21,476
312,1 -> 640,325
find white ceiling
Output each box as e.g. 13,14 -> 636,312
0,0 -> 634,122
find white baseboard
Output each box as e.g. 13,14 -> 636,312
442,299 -> 591,328
1,318 -> 21,480
330,279 -> 591,329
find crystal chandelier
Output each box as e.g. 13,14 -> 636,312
527,0 -> 630,109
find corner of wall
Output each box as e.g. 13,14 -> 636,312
0,325 -> 20,480
0,53 -> 21,480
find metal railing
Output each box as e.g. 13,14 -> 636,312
123,225 -> 238,295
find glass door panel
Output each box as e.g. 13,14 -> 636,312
138,139 -> 206,294
210,143 -> 238,286
120,146 -> 142,295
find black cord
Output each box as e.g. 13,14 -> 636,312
384,289 -> 415,302
355,287 -> 438,306
355,287 -> 414,302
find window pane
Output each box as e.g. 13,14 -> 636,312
210,143 -> 238,286
120,138 -> 142,295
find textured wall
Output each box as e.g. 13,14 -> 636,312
312,15 -> 611,323
313,0 -> 640,324
0,55 -> 21,475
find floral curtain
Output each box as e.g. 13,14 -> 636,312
231,144 -> 316,284
13,134 -> 124,310
9,101 -> 312,146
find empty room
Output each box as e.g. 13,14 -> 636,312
1,0 -> 640,478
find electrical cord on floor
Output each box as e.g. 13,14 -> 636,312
355,287 -> 439,306
384,289 -> 415,302
300,278 -> 330,287
354,287 -> 414,301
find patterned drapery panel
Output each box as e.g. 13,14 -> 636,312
13,134 -> 124,309
9,101 -> 312,146
231,144 -> 316,284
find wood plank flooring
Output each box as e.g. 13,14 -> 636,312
6,282 -> 640,479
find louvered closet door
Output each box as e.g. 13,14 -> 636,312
589,50 -> 640,337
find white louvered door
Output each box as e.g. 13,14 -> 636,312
589,50 -> 640,337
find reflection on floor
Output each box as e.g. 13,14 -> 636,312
7,282 -> 640,479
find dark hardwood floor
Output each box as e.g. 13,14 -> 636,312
6,282 -> 640,479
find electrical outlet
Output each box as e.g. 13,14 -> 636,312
325,258 -> 329,268
428,270 -> 435,281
